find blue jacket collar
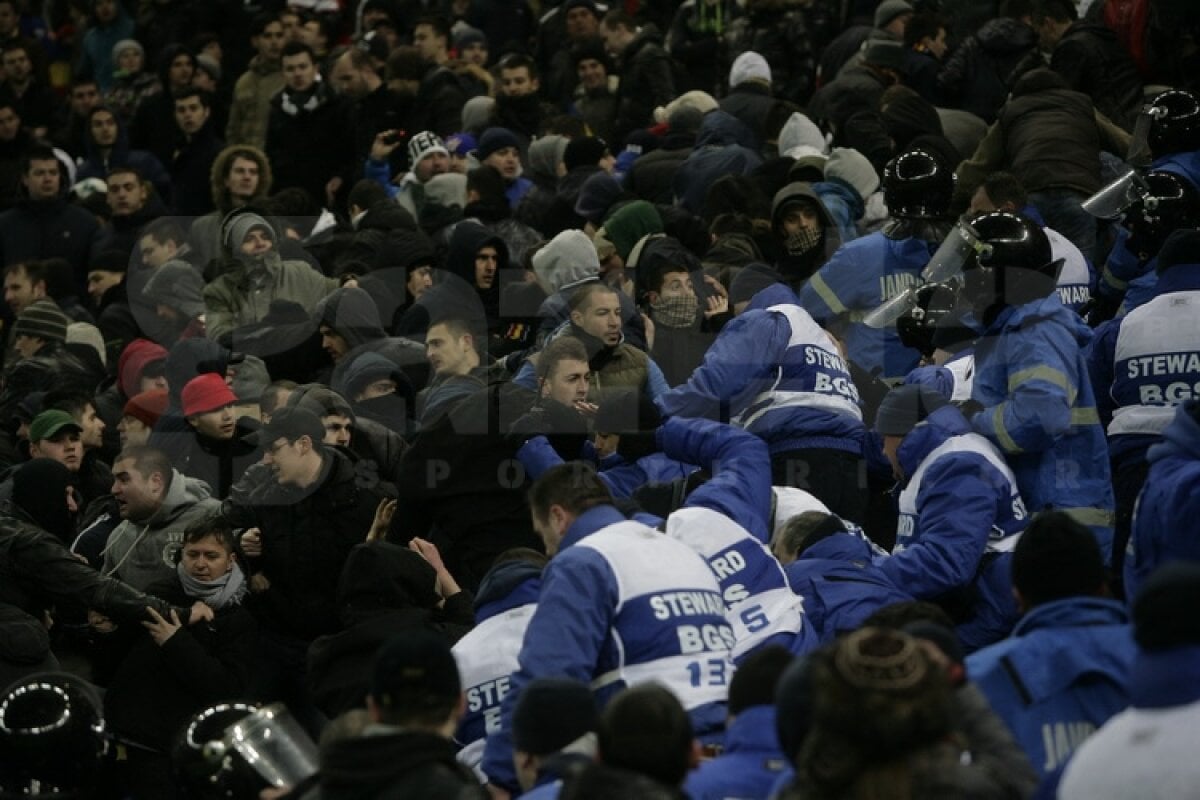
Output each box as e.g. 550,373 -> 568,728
1148,400 -> 1200,464
1153,263 -> 1200,296
798,531 -> 877,564
560,504 -> 628,551
896,404 -> 971,479
746,282 -> 799,313
474,576 -> 541,623
724,706 -> 783,754
1130,645 -> 1200,708
1012,596 -> 1129,637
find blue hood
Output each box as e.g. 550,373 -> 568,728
896,404 -> 972,480
745,283 -> 800,313
473,559 -> 543,621
1147,400 -> 1200,464
813,179 -> 864,222
695,110 -> 757,149
980,295 -> 1091,350
796,531 -> 879,564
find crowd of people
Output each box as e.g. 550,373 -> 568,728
0,0 -> 1198,797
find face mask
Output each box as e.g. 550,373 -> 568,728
785,225 -> 821,256
651,293 -> 699,328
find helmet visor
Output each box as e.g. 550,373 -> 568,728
863,287 -> 920,329
924,219 -> 989,283
1082,168 -> 1151,219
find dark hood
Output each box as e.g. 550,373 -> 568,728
12,459 -> 75,543
289,383 -> 355,420
336,541 -> 439,627
83,104 -> 130,165
164,338 -> 229,408
695,110 -> 758,149
317,287 -> 387,350
319,730 -> 467,793
635,235 -> 703,301
358,199 -> 417,233
156,43 -> 194,87
446,221 -> 509,284
976,17 -> 1037,55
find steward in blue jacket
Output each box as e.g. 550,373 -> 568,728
876,386 -> 1027,651
452,555 -> 543,775
480,462 -> 733,794
959,213 -> 1114,560
967,511 -> 1136,780
658,283 -> 866,522
782,528 -> 913,644
1086,230 -> 1200,588
1125,399 -> 1200,600
684,647 -> 792,800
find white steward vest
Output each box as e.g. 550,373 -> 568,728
896,433 -> 1027,553
578,520 -> 735,710
1110,289 -> 1200,437
664,506 -> 806,662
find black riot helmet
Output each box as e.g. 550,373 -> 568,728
896,282 -> 960,359
1148,89 -> 1200,159
959,212 -> 1062,319
883,147 -> 956,220
172,702 -> 269,800
0,673 -> 107,798
1124,170 -> 1200,261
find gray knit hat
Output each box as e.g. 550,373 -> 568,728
224,212 -> 275,250
13,300 -> 68,344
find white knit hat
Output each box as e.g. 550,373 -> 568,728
653,90 -> 719,124
729,51 -> 771,88
407,131 -> 448,168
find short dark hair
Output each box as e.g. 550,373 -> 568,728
537,336 -> 589,383
249,11 -> 281,38
172,86 -> 210,107
21,145 -> 57,175
140,217 -> 186,247
182,513 -> 237,552
729,646 -> 793,715
568,281 -> 618,315
1034,0 -> 1077,22
42,389 -> 94,421
904,13 -> 946,48
281,40 -> 315,62
602,9 -> 636,31
414,15 -> 451,42
498,52 -> 539,79
348,178 -> 388,213
598,685 -> 694,788
979,171 -> 1027,210
261,379 -> 298,416
4,259 -> 46,287
2,40 -> 32,61
776,511 -> 848,560
427,316 -> 476,343
528,462 -> 613,523
107,164 -> 144,183
492,546 -> 549,571
114,444 -> 175,490
1012,510 -> 1105,607
70,77 -> 99,93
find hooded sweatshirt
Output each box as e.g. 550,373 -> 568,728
101,470 -> 220,590
674,111 -> 764,213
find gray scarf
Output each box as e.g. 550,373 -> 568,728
177,562 -> 248,610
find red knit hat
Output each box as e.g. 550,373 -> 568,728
181,373 -> 238,417
123,389 -> 170,428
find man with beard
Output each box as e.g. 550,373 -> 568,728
515,283 -> 669,403
102,445 -> 220,591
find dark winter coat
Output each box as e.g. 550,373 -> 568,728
938,18 -> 1039,124
265,82 -> 353,207
1051,21 -> 1144,131
613,26 -> 677,144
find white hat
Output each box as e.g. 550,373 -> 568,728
729,51 -> 771,88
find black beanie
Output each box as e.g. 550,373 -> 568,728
564,136 -> 609,172
14,458 -> 74,542
729,262 -> 783,306
512,678 -> 598,755
1156,228 -> 1200,274
1133,562 -> 1200,651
